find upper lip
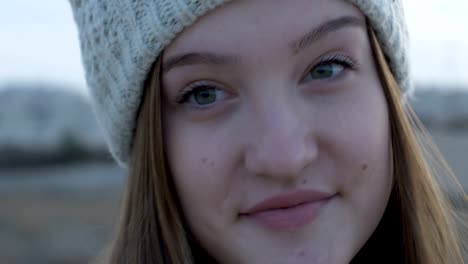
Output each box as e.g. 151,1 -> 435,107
241,190 -> 335,215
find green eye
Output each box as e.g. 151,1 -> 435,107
177,84 -> 228,108
193,88 -> 218,105
307,63 -> 344,80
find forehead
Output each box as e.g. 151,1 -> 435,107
164,0 -> 365,56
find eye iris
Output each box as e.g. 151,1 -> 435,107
311,64 -> 334,79
194,88 -> 217,105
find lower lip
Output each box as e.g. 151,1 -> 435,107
243,196 -> 334,231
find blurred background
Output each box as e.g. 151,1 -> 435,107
0,1 -> 467,263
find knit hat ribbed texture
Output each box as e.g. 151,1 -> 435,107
69,0 -> 410,167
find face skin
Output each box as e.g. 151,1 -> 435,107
161,0 -> 392,263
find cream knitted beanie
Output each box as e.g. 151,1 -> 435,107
69,0 -> 410,167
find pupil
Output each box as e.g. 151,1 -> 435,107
313,65 -> 333,78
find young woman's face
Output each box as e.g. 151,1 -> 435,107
162,0 -> 392,263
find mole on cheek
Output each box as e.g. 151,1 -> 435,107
361,164 -> 368,171
201,158 -> 215,167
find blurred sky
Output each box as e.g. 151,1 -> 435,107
0,0 -> 468,95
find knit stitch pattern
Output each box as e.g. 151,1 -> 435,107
69,0 -> 410,167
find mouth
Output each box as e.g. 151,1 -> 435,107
240,190 -> 336,231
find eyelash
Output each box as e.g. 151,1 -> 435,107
304,54 -> 359,79
175,81 -> 221,105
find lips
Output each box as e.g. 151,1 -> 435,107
240,190 -> 335,231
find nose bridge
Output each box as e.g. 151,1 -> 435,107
245,90 -> 317,179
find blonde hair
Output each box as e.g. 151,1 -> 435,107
98,27 -> 467,264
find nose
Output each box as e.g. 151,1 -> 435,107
244,98 -> 318,182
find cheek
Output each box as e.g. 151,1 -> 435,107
323,76 -> 391,190
315,78 -> 392,206
165,128 -> 217,201
312,84 -> 393,256
163,121 -> 238,234
338,121 -> 392,200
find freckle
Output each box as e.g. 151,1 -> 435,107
362,164 -> 368,171
302,179 -> 307,185
201,158 -> 208,164
210,161 -> 215,167
298,250 -> 305,257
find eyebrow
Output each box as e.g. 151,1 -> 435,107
162,53 -> 240,74
162,15 -> 365,73
290,16 -> 366,54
